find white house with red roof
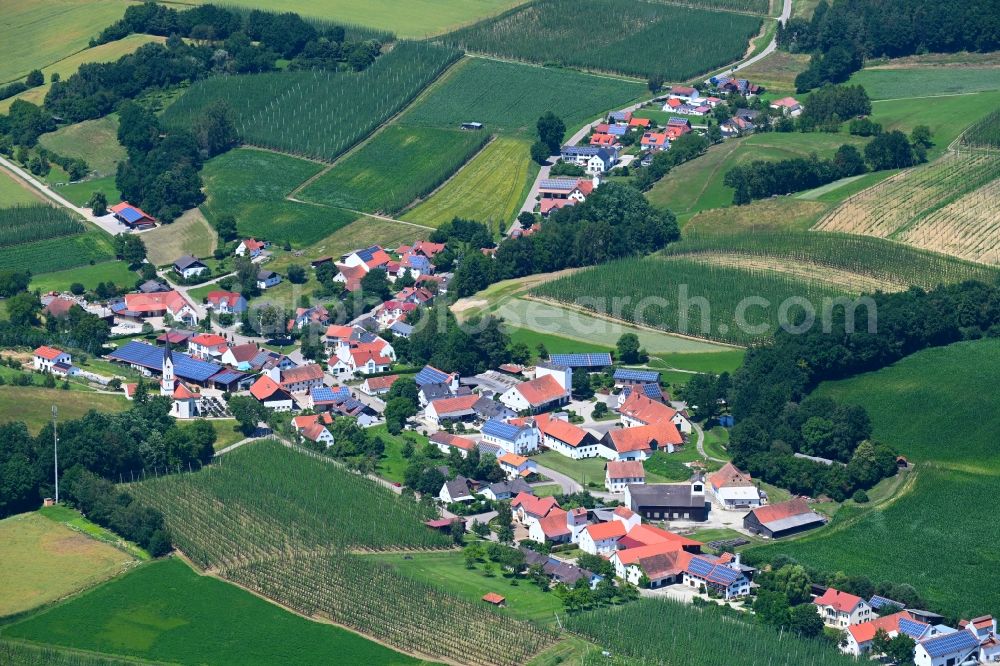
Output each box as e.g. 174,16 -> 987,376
235,238 -> 267,258
598,420 -> 683,461
605,460 -> 645,492
375,300 -> 418,329
33,346 -> 71,372
499,363 -> 571,414
429,431 -> 477,458
528,507 -> 572,544
341,246 -> 391,272
535,412 -> 600,459
578,521 -> 627,555
769,97 -> 803,116
424,394 -> 480,426
360,374 -> 399,396
814,588 -> 874,628
204,290 -> 247,314
640,132 -> 670,152
512,492 -> 560,528
249,375 -> 294,411
188,333 -> 228,360
708,462 -> 762,510
277,363 -> 325,394
619,390 -> 691,435
120,291 -> 199,325
841,611 -> 929,656
497,452 -> 537,480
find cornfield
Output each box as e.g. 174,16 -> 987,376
161,42 -> 460,162
131,441 -> 555,665
0,205 -> 83,248
439,0 -> 763,80
815,150 -> 1000,265
531,257 -> 846,345
566,599 -> 860,666
662,229 -> 1000,288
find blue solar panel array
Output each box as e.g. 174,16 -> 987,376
706,565 -> 741,586
898,618 -> 928,639
482,419 -> 521,442
539,178 -> 578,190
356,246 -> 381,262
920,630 -> 979,658
210,369 -> 247,385
549,353 -> 613,368
623,384 -> 663,400
312,386 -> 350,402
415,365 -> 449,386
869,595 -> 903,610
607,125 -> 627,136
614,368 -> 660,383
118,207 -> 144,223
687,556 -> 714,577
108,341 -> 221,382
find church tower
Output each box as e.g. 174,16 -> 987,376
161,335 -> 175,395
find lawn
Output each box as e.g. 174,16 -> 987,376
0,0 -> 132,84
748,338 -> 1000,618
647,350 -> 745,374
370,550 -> 564,622
735,50 -> 810,96
0,167 -> 44,205
532,484 -> 562,497
507,326 -> 613,359
141,208 -> 217,266
401,57 -> 645,136
199,148 -> 361,246
532,450 -> 608,489
54,174 -> 120,208
497,298 -> 732,354
29,261 -> 136,293
369,423 -> 429,484
402,136 -> 537,230
869,89 -> 1000,157
38,115 -> 126,179
0,510 -> 134,618
187,0 -> 529,38
440,0 -> 763,80
850,66 -> 1000,101
299,125 -> 488,214
700,426 -> 730,461
177,418 -> 244,451
0,385 -> 128,434
2,558 -> 423,665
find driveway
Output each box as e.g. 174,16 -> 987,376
694,422 -> 727,464
534,463 -> 582,495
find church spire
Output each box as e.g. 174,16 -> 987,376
161,329 -> 175,395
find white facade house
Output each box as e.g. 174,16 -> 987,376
605,460 -> 645,493
578,521 -> 626,555
481,419 -> 540,455
914,629 -> 982,666
256,270 -> 281,290
173,255 -> 208,279
814,589 -> 874,629
33,346 -> 71,372
497,453 -> 537,480
538,414 -> 600,459
498,363 -> 571,414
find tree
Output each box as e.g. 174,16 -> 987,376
886,633 -> 916,664
571,369 -> 593,399
616,333 -> 642,364
647,74 -> 664,92
287,264 -> 306,284
753,589 -> 791,627
834,143 -> 866,177
530,140 -> 550,165
0,270 -> 30,297
385,397 -> 416,434
228,395 -> 268,435
910,124 -> 933,149
194,100 -> 238,157
864,130 -> 916,171
517,211 -> 536,230
88,191 -> 108,216
359,268 -> 390,302
114,233 -> 147,267
215,214 -> 238,241
536,112 -> 566,154
117,101 -> 161,153
25,69 -> 43,87
788,604 -> 824,637
6,292 -> 40,326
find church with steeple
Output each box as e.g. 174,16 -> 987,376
161,336 -> 175,395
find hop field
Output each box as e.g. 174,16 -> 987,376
440,0 -> 763,80
0,205 -> 83,247
400,57 -> 645,135
961,108 -> 1000,148
161,42 -> 461,162
815,150 -> 1000,264
566,598 -> 859,666
530,257 -> 846,346
0,229 -> 116,274
131,441 -> 555,665
298,125 -> 489,214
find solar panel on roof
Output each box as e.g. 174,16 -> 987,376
415,365 -> 449,386
549,353 -> 613,368
706,566 -> 741,586
869,595 -> 903,610
210,370 -> 246,384
482,419 -> 521,441
538,179 -> 578,190
898,618 -> 928,639
687,557 -> 714,576
921,630 -> 979,658
119,207 -> 143,223
614,368 -> 660,383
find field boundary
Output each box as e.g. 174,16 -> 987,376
398,134 -> 497,215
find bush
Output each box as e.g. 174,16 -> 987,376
852,489 -> 869,503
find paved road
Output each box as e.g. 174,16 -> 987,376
694,421 -> 727,463
707,0 -> 791,79
534,464 -> 582,495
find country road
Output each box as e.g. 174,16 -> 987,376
694,422 -> 727,463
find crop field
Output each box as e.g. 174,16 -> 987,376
402,57 -> 645,135
815,150 -> 1000,264
130,441 -> 555,665
200,148 -> 359,246
140,208 -> 216,266
0,169 -> 43,205
402,136 -> 537,229
962,108 -> 1000,148
29,261 -> 137,294
0,386 -> 127,434
532,257 -> 847,345
645,132 -> 866,217
185,0 -> 528,38
735,50 -> 810,95
849,66 -> 1000,101
0,641 -> 146,666
0,205 -> 83,247
567,598 -> 859,666
0,227 -> 115,274
749,339 -> 1000,618
39,116 -> 126,179
0,511 -> 133,618
441,0 -> 763,80
662,230 -> 1000,288
299,125 -> 489,214
3,558 -> 422,665
162,42 -> 460,162
0,0 -> 132,84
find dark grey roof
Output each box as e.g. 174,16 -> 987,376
421,383 -> 452,401
473,396 -> 509,420
443,475 -> 472,500
139,279 -> 169,293
628,483 -> 704,509
173,255 -> 205,270
520,548 -> 549,567
488,478 -> 533,496
544,561 -> 594,585
258,269 -> 277,280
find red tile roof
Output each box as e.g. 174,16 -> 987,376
414,240 -> 446,258
585,521 -> 627,541
771,96 -> 800,108
43,297 -> 75,318
280,364 -> 324,385
482,593 -> 505,605
516,374 -> 568,406
708,462 -> 753,489
624,523 -> 701,549
173,384 -> 197,399
429,394 -> 479,415
608,421 -> 682,453
364,374 -> 399,391
350,347 -> 392,367
537,508 -> 570,539
615,541 -> 691,566
226,343 -> 261,363
34,345 -> 65,360
191,333 -> 227,347
123,291 -> 191,315
250,375 -> 284,401
301,422 -> 330,442
641,132 -> 668,147
814,588 -> 864,614
619,391 -> 677,425
512,492 -> 559,517
242,238 -> 265,252
206,290 -> 242,307
292,412 -> 334,429
628,117 -> 651,127
498,452 -> 529,467
749,497 -> 814,525
848,612 -> 917,645
606,460 -> 645,479
538,416 -> 590,447
429,431 -> 476,451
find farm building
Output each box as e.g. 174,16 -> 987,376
708,463 -> 763,510
605,460 -> 645,493
625,478 -> 709,521
107,341 -> 250,391
743,498 -> 826,539
249,375 -> 294,411
548,353 -> 613,369
613,368 -> 660,387
535,413 -> 599,459
110,202 -> 156,230
499,363 -> 571,414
